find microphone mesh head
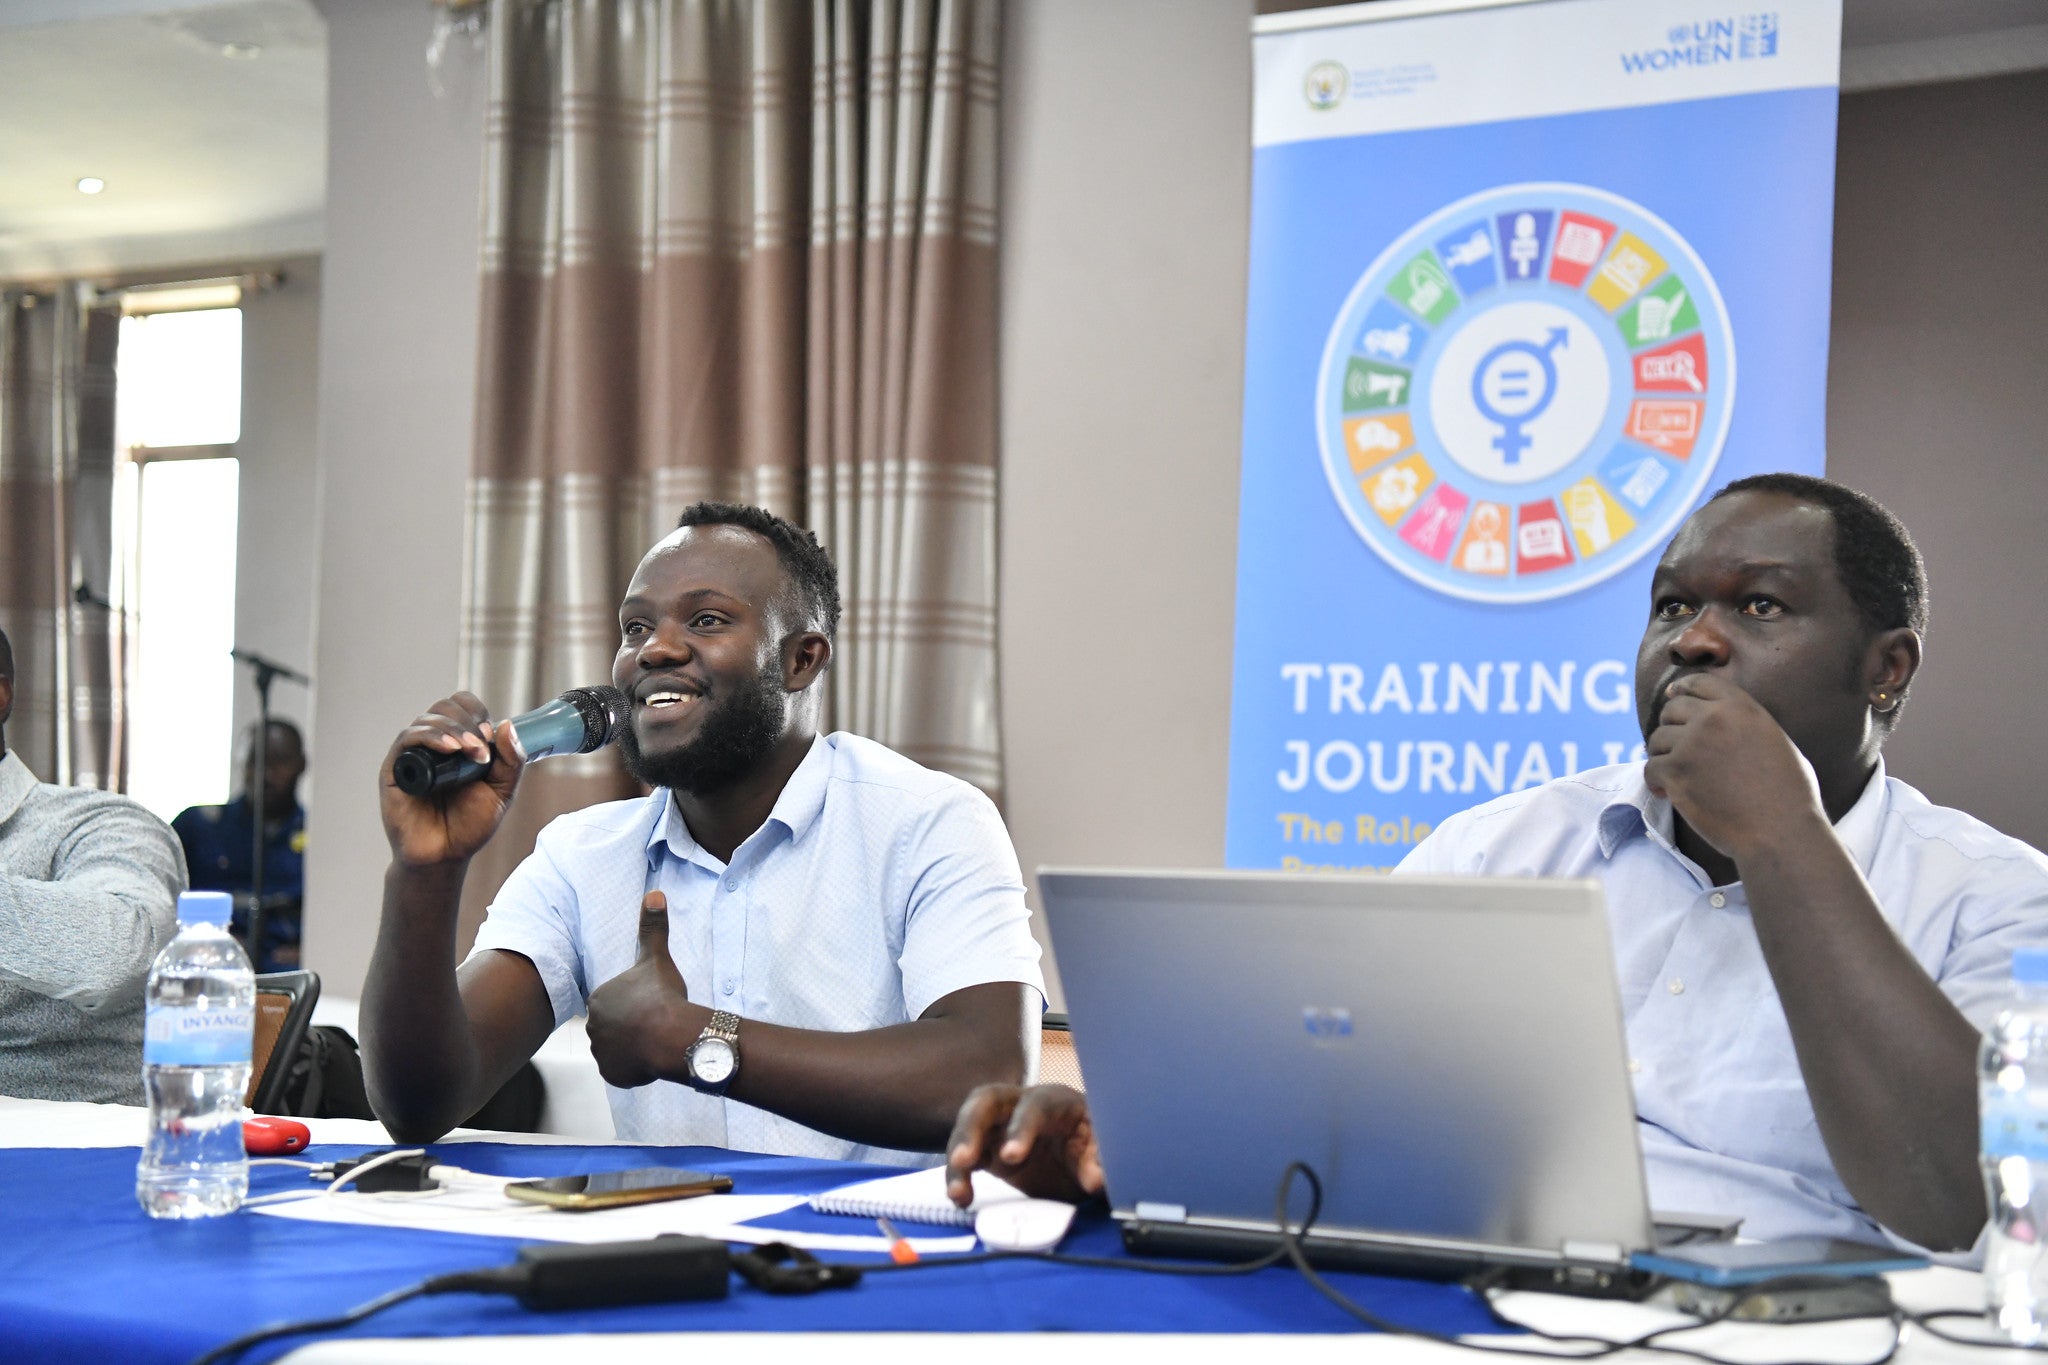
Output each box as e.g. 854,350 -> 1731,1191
557,685 -> 628,753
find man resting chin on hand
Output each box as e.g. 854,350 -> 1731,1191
948,475 -> 2048,1255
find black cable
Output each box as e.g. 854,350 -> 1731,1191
1481,1279 -> 1904,1365
864,1193 -> 1997,1365
188,1268 -> 522,1365
857,1243 -> 1291,1278
858,1169 -> 1312,1280
1264,1163 -> 1905,1365
1011,1246 -> 1291,1275
1904,1307 -> 2048,1352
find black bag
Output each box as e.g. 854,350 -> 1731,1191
462,1058 -> 546,1133
277,1025 -> 375,1120
276,1025 -> 547,1132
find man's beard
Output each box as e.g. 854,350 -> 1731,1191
616,668 -> 786,796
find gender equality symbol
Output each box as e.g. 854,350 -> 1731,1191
1470,326 -> 1567,465
1315,182 -> 1735,604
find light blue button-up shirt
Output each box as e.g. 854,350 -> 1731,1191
469,732 -> 1046,1164
1398,759 -> 2048,1244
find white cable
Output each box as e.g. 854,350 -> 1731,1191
243,1189 -> 321,1208
247,1148 -> 426,1209
243,1150 -> 523,1215
423,1163 -> 516,1192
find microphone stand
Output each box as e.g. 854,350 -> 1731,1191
229,649 -> 310,972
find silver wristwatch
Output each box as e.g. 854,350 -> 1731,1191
685,1009 -> 741,1094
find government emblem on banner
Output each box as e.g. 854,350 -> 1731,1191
1317,183 -> 1735,604
1303,61 -> 1348,111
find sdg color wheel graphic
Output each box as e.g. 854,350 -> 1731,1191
1316,183 -> 1735,604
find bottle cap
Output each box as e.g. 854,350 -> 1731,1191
2014,949 -> 2048,985
177,891 -> 234,927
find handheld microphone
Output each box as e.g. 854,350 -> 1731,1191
393,685 -> 627,797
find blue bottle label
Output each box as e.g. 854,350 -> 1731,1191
144,1005 -> 253,1066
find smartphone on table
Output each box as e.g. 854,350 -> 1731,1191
1633,1237 -> 1928,1323
505,1166 -> 734,1211
1632,1236 -> 1928,1287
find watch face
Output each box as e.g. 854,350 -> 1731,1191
691,1037 -> 736,1085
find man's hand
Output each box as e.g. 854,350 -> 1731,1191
366,692 -> 553,1144
945,1083 -> 1103,1207
586,892 -> 700,1089
1644,673 -> 1828,860
378,692 -> 525,868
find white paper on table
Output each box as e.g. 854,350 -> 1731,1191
249,1187 -> 976,1254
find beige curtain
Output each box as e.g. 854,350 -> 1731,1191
0,288 -> 125,791
460,0 -> 1001,930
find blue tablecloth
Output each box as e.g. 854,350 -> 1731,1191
0,1141 -> 1506,1363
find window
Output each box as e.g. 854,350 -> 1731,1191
113,306 -> 243,823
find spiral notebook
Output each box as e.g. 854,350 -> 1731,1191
808,1165 -> 1027,1228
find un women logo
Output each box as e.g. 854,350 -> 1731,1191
1316,183 -> 1734,604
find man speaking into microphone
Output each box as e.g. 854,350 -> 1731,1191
362,504 -> 1044,1160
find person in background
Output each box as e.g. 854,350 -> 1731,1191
945,475 -> 2048,1255
173,719 -> 308,972
0,626 -> 185,1102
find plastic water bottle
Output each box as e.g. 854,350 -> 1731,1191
137,891 -> 255,1218
1981,948 -> 2048,1341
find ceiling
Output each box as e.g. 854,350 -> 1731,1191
1837,0 -> 2048,90
0,0 -> 325,283
1839,0 -> 2046,47
1,0 -> 2042,285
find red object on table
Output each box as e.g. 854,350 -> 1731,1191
242,1117 -> 310,1155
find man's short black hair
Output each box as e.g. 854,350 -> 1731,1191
674,502 -> 841,640
1710,473 -> 1929,638
0,626 -> 11,680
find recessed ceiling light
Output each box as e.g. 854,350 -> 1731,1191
76,177 -> 105,195
221,41 -> 262,59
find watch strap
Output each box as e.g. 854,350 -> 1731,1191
688,1009 -> 742,1094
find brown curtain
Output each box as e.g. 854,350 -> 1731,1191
0,288 -> 126,791
459,0 -> 1002,934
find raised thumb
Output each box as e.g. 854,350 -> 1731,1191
635,890 -> 670,962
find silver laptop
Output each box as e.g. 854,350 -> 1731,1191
1037,867 -> 1666,1283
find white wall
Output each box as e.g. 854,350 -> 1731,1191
299,0 -> 484,997
230,256 -> 321,766
998,0 -> 1256,1007
1826,71 -> 2048,853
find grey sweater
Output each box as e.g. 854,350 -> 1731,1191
0,751 -> 185,1103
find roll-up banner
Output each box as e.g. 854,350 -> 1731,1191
1227,0 -> 1842,871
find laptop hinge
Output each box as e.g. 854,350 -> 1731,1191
1560,1239 -> 1628,1266
1133,1201 -> 1189,1223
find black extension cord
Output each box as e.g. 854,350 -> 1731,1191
513,1237 -> 731,1309
193,1236 -> 742,1365
321,1151 -> 439,1194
